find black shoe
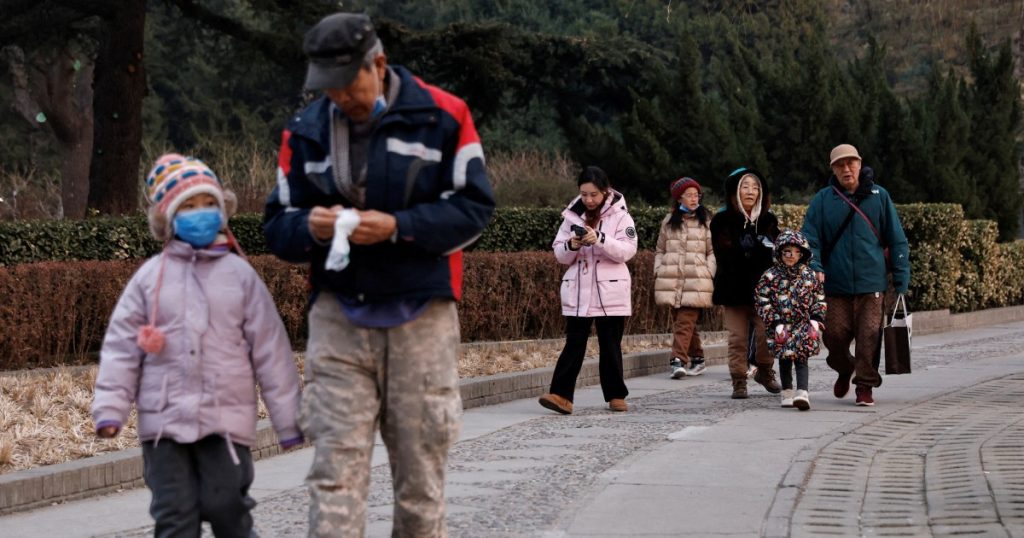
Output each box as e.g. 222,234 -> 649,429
834,373 -> 852,398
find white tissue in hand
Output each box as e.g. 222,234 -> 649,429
325,209 -> 361,271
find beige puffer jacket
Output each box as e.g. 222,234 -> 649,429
653,213 -> 716,308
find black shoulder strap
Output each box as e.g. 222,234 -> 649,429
822,208 -> 857,266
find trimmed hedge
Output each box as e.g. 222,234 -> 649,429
0,251 -> 723,370
0,256 -> 309,370
2,202 -> 1015,367
0,203 -> 963,263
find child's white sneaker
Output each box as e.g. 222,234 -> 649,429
670,357 -> 687,379
685,357 -> 706,376
793,389 -> 810,411
780,389 -> 794,408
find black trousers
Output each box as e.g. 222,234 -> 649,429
142,435 -> 256,538
779,357 -> 809,391
549,316 -> 629,402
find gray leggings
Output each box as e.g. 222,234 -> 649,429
142,435 -> 255,538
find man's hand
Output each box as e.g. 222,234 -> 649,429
309,205 -> 344,241
351,210 -> 398,245
815,271 -> 825,283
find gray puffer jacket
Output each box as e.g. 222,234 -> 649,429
92,240 -> 301,456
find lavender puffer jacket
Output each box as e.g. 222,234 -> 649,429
553,190 -> 638,317
92,241 -> 301,450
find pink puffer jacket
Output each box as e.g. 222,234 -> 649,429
92,240 -> 301,454
553,190 -> 638,317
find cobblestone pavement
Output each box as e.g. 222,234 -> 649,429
110,327 -> 1024,537
788,331 -> 1024,538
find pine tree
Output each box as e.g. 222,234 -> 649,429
962,27 -> 1022,240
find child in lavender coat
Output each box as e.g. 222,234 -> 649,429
92,154 -> 302,536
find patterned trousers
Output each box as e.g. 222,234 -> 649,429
823,293 -> 885,388
301,294 -> 462,537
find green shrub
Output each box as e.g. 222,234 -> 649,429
998,241 -> 1024,306
0,203 -> 1007,317
956,220 -> 999,312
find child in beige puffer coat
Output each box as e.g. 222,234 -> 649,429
654,177 -> 716,379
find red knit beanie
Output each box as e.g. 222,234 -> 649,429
670,177 -> 702,200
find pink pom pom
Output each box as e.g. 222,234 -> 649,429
137,325 -> 165,354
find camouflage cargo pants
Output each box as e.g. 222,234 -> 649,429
301,294 -> 462,537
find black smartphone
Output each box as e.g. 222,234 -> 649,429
570,224 -> 587,237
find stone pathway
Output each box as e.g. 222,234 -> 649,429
108,326 -> 1024,537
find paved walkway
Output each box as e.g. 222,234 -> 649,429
4,321 -> 1024,537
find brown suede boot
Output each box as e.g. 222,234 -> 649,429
538,393 -> 573,414
609,398 -> 628,412
731,378 -> 748,399
753,366 -> 782,394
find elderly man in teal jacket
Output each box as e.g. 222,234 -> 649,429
801,144 -> 910,407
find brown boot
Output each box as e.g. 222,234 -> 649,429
731,379 -> 748,399
539,393 -> 573,414
609,398 -> 628,412
753,366 -> 782,394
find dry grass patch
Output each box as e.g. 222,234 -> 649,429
1,339 -> 680,474
0,368 -> 136,473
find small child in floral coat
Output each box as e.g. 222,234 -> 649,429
754,229 -> 826,410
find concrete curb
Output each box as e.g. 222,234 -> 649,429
3,304 -> 1023,515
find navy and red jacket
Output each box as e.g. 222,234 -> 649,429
263,66 -> 495,303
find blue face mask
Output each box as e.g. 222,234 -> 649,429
370,94 -> 387,121
173,207 -> 222,248
678,203 -> 693,213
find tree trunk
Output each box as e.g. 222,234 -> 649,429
54,54 -> 95,218
86,0 -> 146,215
3,45 -> 94,218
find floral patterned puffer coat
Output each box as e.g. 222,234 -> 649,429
754,230 -> 827,361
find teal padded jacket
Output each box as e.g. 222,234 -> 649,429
801,168 -> 910,295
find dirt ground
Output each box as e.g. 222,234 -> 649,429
0,337 -> 675,474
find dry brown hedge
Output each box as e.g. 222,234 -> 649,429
0,251 -> 718,370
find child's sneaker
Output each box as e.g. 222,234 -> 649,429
685,357 -> 706,376
670,357 -> 686,379
780,389 -> 794,408
747,364 -> 758,378
793,389 -> 810,411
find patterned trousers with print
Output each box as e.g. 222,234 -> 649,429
823,293 -> 885,388
301,294 -> 462,538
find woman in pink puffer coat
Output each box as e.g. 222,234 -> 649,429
538,166 -> 638,415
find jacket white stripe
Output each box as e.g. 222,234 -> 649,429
453,142 -> 484,191
304,158 -> 330,175
386,138 -> 443,162
275,167 -> 292,208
